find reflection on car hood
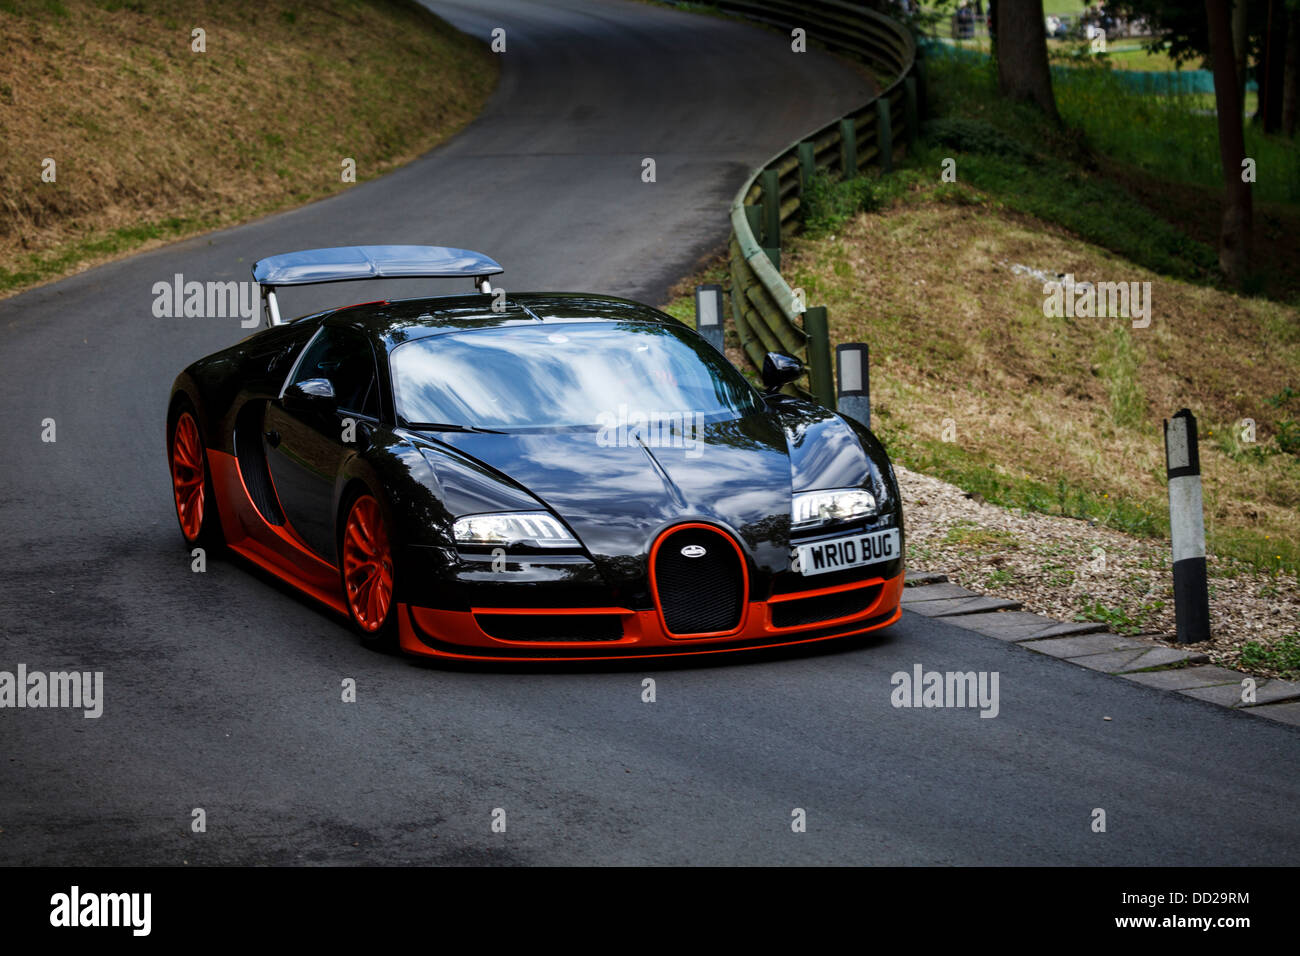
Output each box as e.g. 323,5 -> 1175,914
427,405 -> 873,581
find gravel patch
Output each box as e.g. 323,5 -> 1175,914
897,464 -> 1300,679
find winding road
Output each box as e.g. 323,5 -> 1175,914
1,0 -> 1296,866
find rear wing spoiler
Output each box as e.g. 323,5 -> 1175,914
251,245 -> 503,326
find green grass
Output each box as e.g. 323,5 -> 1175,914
983,567 -> 1016,588
1095,325 -> 1146,429
912,109 -> 1217,282
1238,633 -> 1300,679
919,1 -> 1086,22
1042,562 -> 1078,587
0,0 -> 70,14
941,521 -> 1019,551
881,424 -> 1300,576
1074,598 -> 1164,635
1096,44 -> 1182,72
923,50 -> 1298,210
1050,61 -> 1298,205
800,173 -> 882,238
1041,0 -> 1087,15
885,428 -> 1167,537
0,218 -> 199,293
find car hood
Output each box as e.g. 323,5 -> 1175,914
425,403 -> 874,579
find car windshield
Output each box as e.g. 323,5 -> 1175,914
389,321 -> 763,430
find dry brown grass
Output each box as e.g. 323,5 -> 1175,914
0,0 -> 497,293
786,198 -> 1300,574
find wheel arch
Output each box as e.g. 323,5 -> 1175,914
334,469 -> 387,565
167,373 -> 213,445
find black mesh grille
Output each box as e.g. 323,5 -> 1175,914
770,584 -> 881,629
475,613 -> 624,643
653,527 -> 745,635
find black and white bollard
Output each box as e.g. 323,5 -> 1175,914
1164,408 -> 1210,644
694,284 -> 725,355
836,343 -> 871,428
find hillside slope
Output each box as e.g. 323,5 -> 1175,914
0,0 -> 498,295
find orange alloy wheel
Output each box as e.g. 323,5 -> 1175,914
171,412 -> 206,542
342,495 -> 394,632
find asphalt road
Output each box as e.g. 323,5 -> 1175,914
1,0 -> 1296,866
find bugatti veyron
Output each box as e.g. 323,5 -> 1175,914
166,245 -> 904,660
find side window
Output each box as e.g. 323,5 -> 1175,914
291,327 -> 379,417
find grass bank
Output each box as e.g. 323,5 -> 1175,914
0,0 -> 498,296
779,47 -> 1300,575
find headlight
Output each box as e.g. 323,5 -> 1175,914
791,488 -> 876,530
452,512 -> 578,549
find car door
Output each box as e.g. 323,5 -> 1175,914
264,325 -> 381,563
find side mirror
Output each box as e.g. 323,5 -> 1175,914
761,352 -> 803,393
284,378 -> 337,414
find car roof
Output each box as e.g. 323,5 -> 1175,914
315,292 -> 686,351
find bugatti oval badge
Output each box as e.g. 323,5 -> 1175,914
681,545 -> 707,558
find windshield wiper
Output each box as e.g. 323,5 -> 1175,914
402,422 -> 505,435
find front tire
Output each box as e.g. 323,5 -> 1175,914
340,492 -> 397,648
169,405 -> 223,549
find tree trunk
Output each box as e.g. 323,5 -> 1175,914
1284,5 -> 1299,136
1206,0 -> 1254,283
1260,0 -> 1286,131
1232,0 -> 1249,105
995,0 -> 1059,121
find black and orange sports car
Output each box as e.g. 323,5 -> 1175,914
167,245 -> 904,660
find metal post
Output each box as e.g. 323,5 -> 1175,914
797,141 -> 816,193
262,286 -> 283,327
744,204 -> 763,244
1164,408 -> 1210,644
913,57 -> 928,121
760,168 -> 781,250
744,204 -> 779,269
836,343 -> 870,428
904,77 -> 918,149
839,118 -> 858,179
876,99 -> 893,173
694,284 -> 725,355
802,306 -> 835,409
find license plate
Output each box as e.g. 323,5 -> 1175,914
794,528 -> 899,576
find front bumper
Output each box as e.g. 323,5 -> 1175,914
396,569 -> 904,661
